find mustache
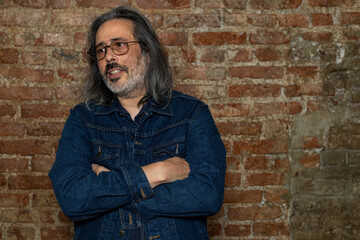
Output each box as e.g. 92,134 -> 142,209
105,62 -> 128,74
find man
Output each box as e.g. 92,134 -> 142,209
49,6 -> 226,240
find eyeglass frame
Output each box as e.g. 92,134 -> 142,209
87,40 -> 142,61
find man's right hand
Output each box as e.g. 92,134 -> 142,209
142,157 -> 190,188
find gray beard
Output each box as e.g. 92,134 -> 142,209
103,55 -> 147,98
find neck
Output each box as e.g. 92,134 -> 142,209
117,90 -> 146,120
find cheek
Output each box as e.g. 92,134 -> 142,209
97,62 -> 106,74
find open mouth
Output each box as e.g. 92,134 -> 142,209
105,63 -> 128,82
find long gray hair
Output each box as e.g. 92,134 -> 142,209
83,6 -> 173,107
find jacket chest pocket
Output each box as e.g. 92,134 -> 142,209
93,143 -> 123,168
153,141 -> 186,161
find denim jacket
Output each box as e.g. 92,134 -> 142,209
49,91 -> 226,240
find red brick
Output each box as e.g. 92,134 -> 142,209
274,158 -> 290,171
8,175 -> 52,190
14,32 -> 42,46
52,49 -> 80,64
0,193 -> 29,207
1,208 -> 54,223
229,66 -> 284,79
287,66 -> 318,78
0,12 -> 48,27
76,0 -> 128,7
0,48 -> 19,64
309,0 -> 355,6
0,105 -> 16,117
0,87 -> 51,100
250,0 -> 302,9
307,100 -> 320,112
224,13 -> 247,26
247,14 -> 277,27
303,32 -> 333,42
0,175 -> 5,186
265,188 -> 289,203
0,32 -> 10,44
42,33 -> 72,46
254,47 -> 280,61
21,104 -> 71,118
13,0 -> 48,8
228,206 -> 282,220
342,12 -> 360,25
223,190 -> 262,203
74,32 -> 87,45
299,153 -> 320,168
21,51 -> 47,65
225,172 -> 241,187
136,0 -> 190,9
278,14 -> 309,28
58,67 -> 87,81
32,191 -> 59,207
312,13 -> 333,26
216,122 -> 262,136
0,67 -> 54,83
7,226 -> 35,240
250,31 -> 290,45
228,48 -> 252,62
51,0 -> 71,8
247,173 -> 284,186
234,140 -> 288,154
226,157 -> 241,170
144,14 -> 164,29
195,0 -> 246,9
55,86 -> 82,100
229,84 -> 282,97
245,156 -> 269,170
41,227 -> 71,239
52,13 -> 96,26
200,49 -> 225,63
0,123 -> 24,137
26,122 -> 64,137
302,136 -> 321,148
207,223 -> 222,237
173,66 -> 226,81
209,103 -> 250,117
0,140 -> 52,155
181,49 -> 196,63
343,29 -> 360,40
253,222 -> 283,236
253,102 -> 302,116
285,84 -> 323,97
166,14 -> 220,28
158,32 -> 188,46
175,85 -> 226,100
193,32 -> 246,45
31,158 -> 55,172
225,224 -> 251,237
0,158 -> 28,172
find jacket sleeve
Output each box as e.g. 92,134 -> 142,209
49,108 -> 154,222
137,105 -> 226,218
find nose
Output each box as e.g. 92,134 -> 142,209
104,46 -> 117,62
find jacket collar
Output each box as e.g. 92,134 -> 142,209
93,96 -> 174,117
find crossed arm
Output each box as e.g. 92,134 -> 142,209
92,156 -> 190,188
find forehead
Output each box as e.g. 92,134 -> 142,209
96,18 -> 135,44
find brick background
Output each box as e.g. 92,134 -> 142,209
1,0 -> 360,239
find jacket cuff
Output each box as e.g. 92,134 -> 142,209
119,161 -> 155,202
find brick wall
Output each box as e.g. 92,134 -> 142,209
0,0 -> 359,239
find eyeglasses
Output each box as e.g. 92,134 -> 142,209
87,40 -> 141,61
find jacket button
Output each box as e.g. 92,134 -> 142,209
118,230 -> 125,236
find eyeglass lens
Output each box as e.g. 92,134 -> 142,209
95,41 -> 129,60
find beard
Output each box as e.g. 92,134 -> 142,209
102,54 -> 147,98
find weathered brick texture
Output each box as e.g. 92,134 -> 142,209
1,0 -> 360,239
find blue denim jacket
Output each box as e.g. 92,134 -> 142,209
49,91 -> 226,240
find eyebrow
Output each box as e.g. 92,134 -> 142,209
95,37 -> 128,48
